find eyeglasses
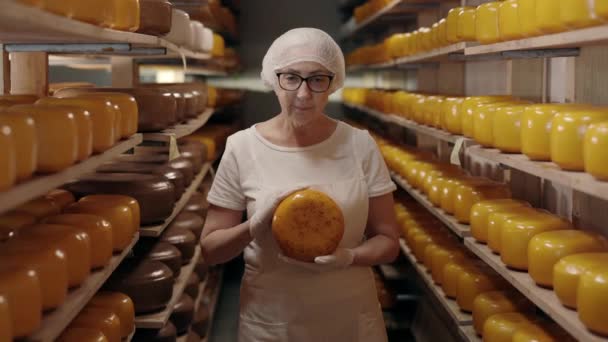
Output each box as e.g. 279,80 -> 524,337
276,73 -> 334,93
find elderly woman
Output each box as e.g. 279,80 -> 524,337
200,28 -> 400,342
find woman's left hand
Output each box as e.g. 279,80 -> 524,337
278,248 -> 355,272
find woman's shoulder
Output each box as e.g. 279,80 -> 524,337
338,120 -> 375,145
226,127 -> 256,148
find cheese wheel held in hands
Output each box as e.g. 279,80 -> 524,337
272,189 -> 344,262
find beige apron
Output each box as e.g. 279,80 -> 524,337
237,143 -> 388,342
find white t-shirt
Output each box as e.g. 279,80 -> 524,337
207,120 -> 397,214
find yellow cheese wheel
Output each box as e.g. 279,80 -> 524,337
66,0 -> 109,25
486,206 -> 538,254
470,199 -> 530,243
15,196 -> 61,219
536,0 -> 566,33
475,2 -> 501,44
500,211 -> 573,270
0,296 -> 11,342
457,7 -> 477,42
472,290 -> 532,335
63,106 -> 93,161
41,0 -> 71,16
440,177 -> 471,214
21,224 -> 92,287
75,93 -> 137,139
577,265 -> 608,336
598,0 -> 608,19
46,189 -> 76,210
442,259 -> 479,299
456,266 -> 505,312
559,0 -> 602,28
499,0 -> 524,41
0,211 -> 35,241
446,7 -> 468,43
461,96 -> 514,138
428,177 -> 447,207
272,189 -> 345,262
212,33 -> 225,57
0,94 -> 38,106
8,105 -> 78,173
88,292 -> 135,338
483,312 -> 536,342
0,125 -> 16,190
553,253 -> 608,309
423,243 -> 444,271
106,0 -> 140,32
0,112 -> 37,181
412,232 -> 441,262
58,327 -> 109,342
454,182 -> 511,224
0,265 -> 42,338
512,320 -> 576,342
0,240 -> 69,310
36,96 -> 117,153
551,109 -> 608,171
65,202 -> 133,252
584,121 -> 608,180
493,105 -> 528,153
430,246 -> 466,285
79,195 -> 140,235
71,307 -> 121,342
528,230 -> 608,287
518,0 -> 541,37
44,214 -> 114,269
521,104 -> 563,161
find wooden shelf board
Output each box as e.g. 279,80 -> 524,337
340,0 -> 438,39
157,39 -> 213,61
346,103 -> 464,144
400,239 -> 474,325
346,42 -> 470,71
0,133 -> 143,214
0,1 -> 158,45
135,247 -> 202,328
464,238 -> 606,342
142,108 -> 215,142
391,172 -> 471,238
0,1 -> 218,62
466,145 -> 608,201
393,42 -> 471,65
464,25 -> 608,56
26,233 -> 140,342
458,326 -> 481,342
140,163 -> 210,237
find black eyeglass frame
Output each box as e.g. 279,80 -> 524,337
275,73 -> 335,93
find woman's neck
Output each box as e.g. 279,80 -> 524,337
257,113 -> 338,147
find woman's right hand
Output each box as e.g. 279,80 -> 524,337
248,187 -> 304,239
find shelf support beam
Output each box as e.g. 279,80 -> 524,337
0,44 -> 9,94
111,56 -> 139,87
9,51 -> 48,96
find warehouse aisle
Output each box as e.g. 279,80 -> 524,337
209,256 -> 244,342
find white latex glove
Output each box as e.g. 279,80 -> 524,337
248,187 -> 304,239
278,248 -> 355,272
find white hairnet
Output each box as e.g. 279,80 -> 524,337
261,28 -> 345,94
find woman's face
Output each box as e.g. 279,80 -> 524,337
274,61 -> 333,127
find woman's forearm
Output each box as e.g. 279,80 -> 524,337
200,221 -> 253,265
351,234 -> 400,267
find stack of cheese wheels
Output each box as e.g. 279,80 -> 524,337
18,0 -> 141,32
58,292 -> 135,342
272,189 -> 345,263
